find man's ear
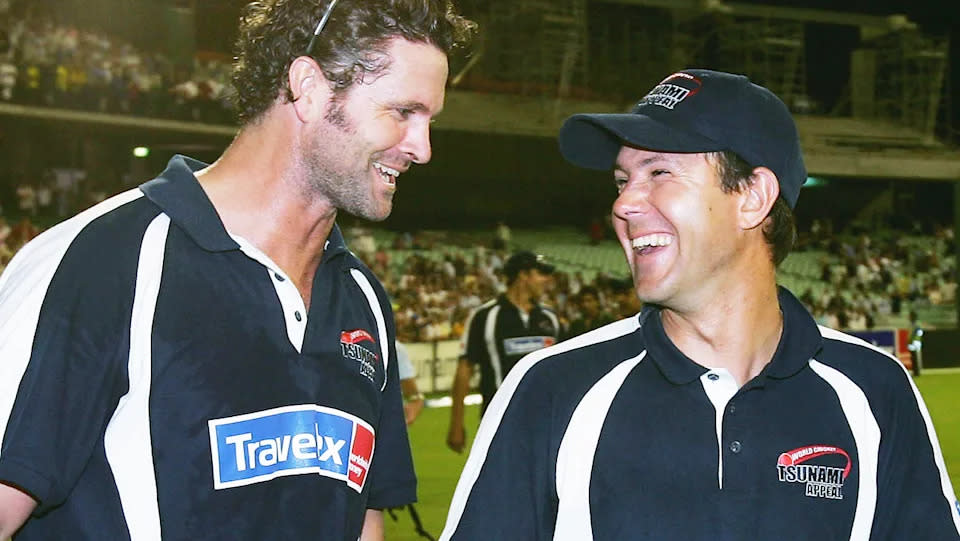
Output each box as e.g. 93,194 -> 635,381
288,56 -> 330,123
739,166 -> 780,231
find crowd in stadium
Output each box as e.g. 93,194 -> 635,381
0,0 -> 954,338
2,175 -> 955,339
0,0 -> 234,123
2,178 -> 956,338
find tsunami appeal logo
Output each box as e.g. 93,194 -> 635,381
636,72 -> 703,110
340,329 -> 379,383
776,445 -> 851,500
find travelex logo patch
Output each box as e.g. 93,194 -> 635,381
209,405 -> 374,493
776,445 -> 851,500
503,336 -> 556,356
341,329 -> 379,383
636,72 -> 702,110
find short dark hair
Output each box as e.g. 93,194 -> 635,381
232,0 -> 476,124
577,285 -> 600,301
709,150 -> 796,266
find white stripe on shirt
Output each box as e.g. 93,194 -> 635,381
440,316 -> 642,540
0,188 -> 144,445
554,351 -> 646,541
809,359 -> 880,541
819,326 -> 960,533
104,214 -> 170,541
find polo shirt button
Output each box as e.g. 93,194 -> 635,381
274,273 -> 285,282
728,404 -> 736,414
729,440 -> 742,454
707,373 -> 719,381
294,311 -> 302,322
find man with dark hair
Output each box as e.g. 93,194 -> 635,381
607,276 -> 642,319
441,69 -> 960,540
0,1 -> 474,539
563,285 -> 614,339
446,251 -> 560,453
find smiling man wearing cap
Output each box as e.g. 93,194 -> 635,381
446,250 -> 560,454
441,70 -> 960,540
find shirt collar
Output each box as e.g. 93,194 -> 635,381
641,305 -> 708,385
642,286 -> 822,386
139,154 -> 351,261
763,286 -> 823,379
139,155 -> 238,252
325,223 -> 348,262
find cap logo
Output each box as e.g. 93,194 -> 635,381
636,72 -> 702,110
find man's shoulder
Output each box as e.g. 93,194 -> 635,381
506,317 -> 645,389
468,298 -> 500,319
812,325 -> 915,397
1,189 -> 153,287
533,301 -> 556,314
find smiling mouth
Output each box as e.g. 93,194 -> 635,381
631,233 -> 673,256
374,162 -> 400,186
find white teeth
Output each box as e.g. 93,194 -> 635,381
631,234 -> 673,249
374,162 -> 400,178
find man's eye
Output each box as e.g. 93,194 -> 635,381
396,108 -> 413,119
614,178 -> 628,191
651,169 -> 669,176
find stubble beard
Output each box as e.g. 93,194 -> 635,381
302,99 -> 392,222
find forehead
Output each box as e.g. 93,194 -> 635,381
366,37 -> 449,114
613,147 -> 710,172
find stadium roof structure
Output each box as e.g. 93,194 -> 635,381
2,93 -> 957,184
432,90 -> 960,183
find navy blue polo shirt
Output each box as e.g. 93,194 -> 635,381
460,295 -> 560,410
0,155 -> 415,540
441,288 -> 960,540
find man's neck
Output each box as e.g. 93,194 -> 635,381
505,286 -> 533,313
195,120 -> 337,308
661,279 -> 783,387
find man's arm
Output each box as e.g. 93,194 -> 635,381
0,483 -> 37,539
871,366 -> 960,539
400,377 -> 425,425
446,357 -> 473,453
359,509 -> 384,541
440,352 -> 559,540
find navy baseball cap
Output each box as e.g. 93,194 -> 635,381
503,251 -> 554,281
558,69 -> 807,208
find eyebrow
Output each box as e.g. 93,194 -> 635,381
392,100 -> 442,116
614,152 -> 671,173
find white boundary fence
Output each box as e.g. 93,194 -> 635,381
404,340 -> 477,394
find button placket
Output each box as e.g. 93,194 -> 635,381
232,234 -> 308,351
268,268 -> 308,351
700,369 -> 740,489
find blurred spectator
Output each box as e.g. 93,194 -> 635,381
15,182 -> 35,216
395,340 -> 425,426
563,285 -> 614,339
0,52 -> 15,101
492,220 -> 511,250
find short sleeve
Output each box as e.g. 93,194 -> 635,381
871,366 -> 960,538
0,225 -> 137,512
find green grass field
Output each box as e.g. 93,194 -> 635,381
384,370 -> 960,540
